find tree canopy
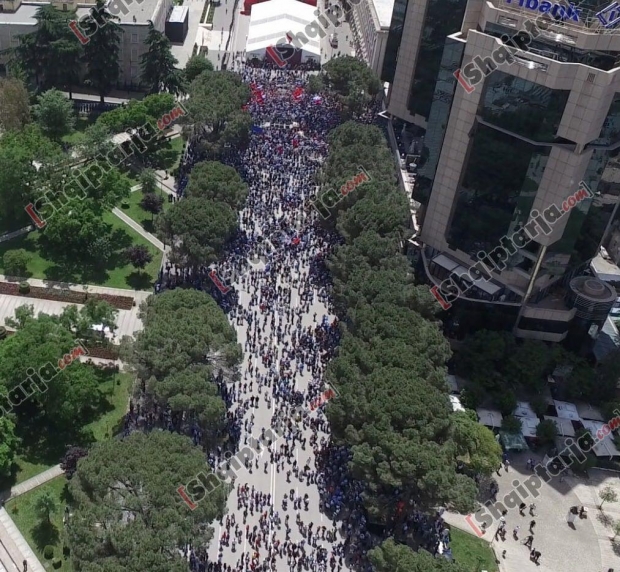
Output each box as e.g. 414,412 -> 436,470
322,122 -> 481,521
67,431 -> 227,572
185,160 -> 248,209
184,70 -> 251,155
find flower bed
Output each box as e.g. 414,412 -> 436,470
0,282 -> 134,310
84,346 -> 120,360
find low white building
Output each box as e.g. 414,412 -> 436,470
245,0 -> 320,65
0,0 -> 173,90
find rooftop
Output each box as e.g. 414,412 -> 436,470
0,0 -> 159,26
370,0 -> 395,28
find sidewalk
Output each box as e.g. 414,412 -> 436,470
111,208 -> 165,251
0,466 -> 63,572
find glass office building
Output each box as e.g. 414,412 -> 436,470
399,0 -> 620,343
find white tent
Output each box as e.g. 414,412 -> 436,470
520,417 -> 540,438
477,407 -> 503,428
582,420 -> 620,458
514,401 -> 537,419
543,415 -> 576,437
246,0 -> 321,63
553,400 -> 580,421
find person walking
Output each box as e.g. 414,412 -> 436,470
529,519 -> 536,533
523,535 -> 534,549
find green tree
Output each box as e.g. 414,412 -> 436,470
157,197 -> 238,271
140,193 -> 164,220
369,538 -> 468,572
77,122 -> 114,160
184,54 -> 213,83
14,5 -> 81,90
0,77 -> 31,132
535,418 -> 558,446
3,250 -> 31,276
67,431 -> 227,572
185,70 -> 251,155
82,0 -> 121,102
185,160 -> 248,209
502,415 -> 522,434
33,89 -> 75,141
140,168 -> 158,194
452,411 -> 502,476
140,22 -> 182,94
35,491 -> 58,524
599,485 -> 618,510
40,199 -> 114,263
125,245 -> 153,270
322,56 -> 381,114
0,417 -> 20,477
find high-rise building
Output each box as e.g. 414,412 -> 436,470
385,0 -> 620,345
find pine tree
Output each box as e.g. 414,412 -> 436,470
140,22 -> 183,95
82,0 -> 121,102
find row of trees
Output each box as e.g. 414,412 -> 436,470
64,288 -> 241,570
456,329 -> 620,414
8,1 -> 210,101
319,122 -> 501,569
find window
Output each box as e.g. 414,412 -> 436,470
63,3 -> 67,10
131,47 -> 138,61
131,33 -> 139,43
587,72 -> 596,84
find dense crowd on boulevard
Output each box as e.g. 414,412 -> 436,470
145,62 -> 453,572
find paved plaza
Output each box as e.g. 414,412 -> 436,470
445,451 -> 620,572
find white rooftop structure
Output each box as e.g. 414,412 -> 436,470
371,0 -> 395,27
582,420 -> 620,458
477,407 -> 503,428
246,0 -> 320,62
543,415 -> 576,437
514,401 -> 537,419
553,400 -> 580,422
449,395 -> 465,413
575,402 -> 605,422
520,416 -> 540,439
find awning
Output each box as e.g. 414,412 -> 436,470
520,416 -> 540,438
543,415 -> 575,437
582,420 -> 620,457
553,400 -> 580,421
514,401 -> 537,419
477,407 -> 503,428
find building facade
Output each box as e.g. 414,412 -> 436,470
348,0 -> 394,76
0,0 -> 173,89
389,0 -> 620,345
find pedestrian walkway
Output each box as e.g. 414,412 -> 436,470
0,509 -> 46,572
3,466 -> 63,503
111,208 -> 165,251
0,464 -> 61,572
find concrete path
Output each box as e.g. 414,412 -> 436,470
111,208 -> 164,251
0,509 -> 45,572
4,466 -> 63,503
0,465 -> 62,572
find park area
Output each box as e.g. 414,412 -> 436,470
0,213 -> 162,290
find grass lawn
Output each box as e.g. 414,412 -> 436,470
450,527 -> 498,572
4,372 -> 132,571
0,370 -> 132,491
7,476 -> 72,571
61,117 -> 96,147
118,187 -> 171,233
0,215 -> 162,290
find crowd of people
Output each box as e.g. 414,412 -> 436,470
147,60 -> 451,572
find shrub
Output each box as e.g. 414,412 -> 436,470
3,249 -> 30,276
18,281 -> 30,294
44,545 -> 54,559
501,415 -> 522,434
53,558 -> 62,569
